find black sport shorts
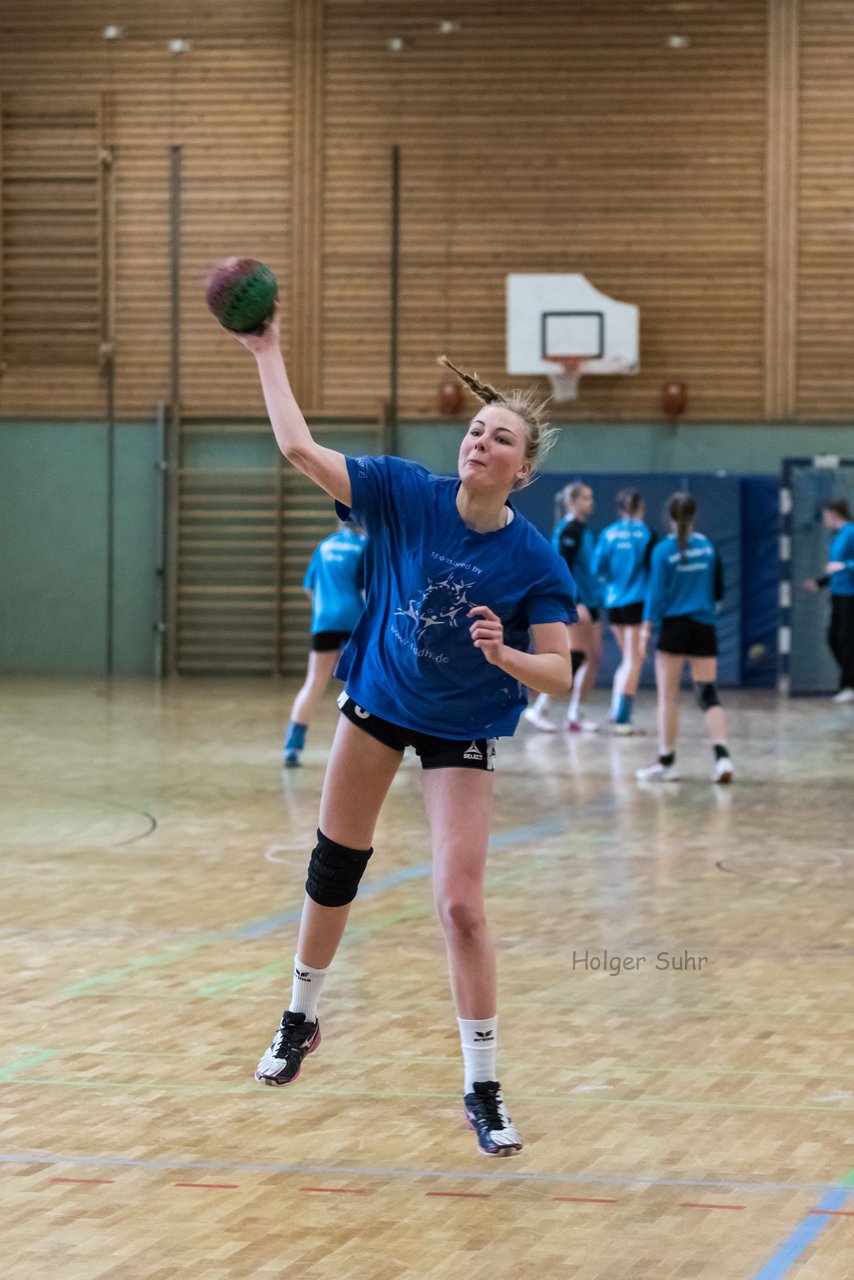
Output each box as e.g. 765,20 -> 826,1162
311,629 -> 352,652
657,615 -> 718,658
608,602 -> 644,626
337,693 -> 496,771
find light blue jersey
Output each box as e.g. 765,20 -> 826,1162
304,528 -> 366,633
828,522 -> 854,596
644,532 -> 723,627
592,518 -> 655,609
334,455 -> 577,739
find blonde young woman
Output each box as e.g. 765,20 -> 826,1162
636,492 -> 733,783
230,310 -> 576,1157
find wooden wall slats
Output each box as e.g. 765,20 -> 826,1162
0,0 -> 853,425
321,0 -> 768,421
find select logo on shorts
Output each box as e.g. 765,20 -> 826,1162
463,742 -> 482,761
338,691 -> 370,719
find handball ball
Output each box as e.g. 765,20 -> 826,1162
206,257 -> 278,334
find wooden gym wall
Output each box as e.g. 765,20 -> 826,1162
0,0 -> 852,425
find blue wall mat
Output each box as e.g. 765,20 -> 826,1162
740,477 -> 779,688
514,472 -> 743,687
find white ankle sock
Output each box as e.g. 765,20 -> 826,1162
532,693 -> 550,714
290,955 -> 328,1022
457,1016 -> 498,1093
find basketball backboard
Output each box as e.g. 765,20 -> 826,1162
506,274 -> 639,382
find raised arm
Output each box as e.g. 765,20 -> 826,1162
234,309 -> 351,506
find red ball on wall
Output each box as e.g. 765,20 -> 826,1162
661,380 -> 688,421
437,376 -> 464,416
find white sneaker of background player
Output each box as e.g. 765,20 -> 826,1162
832,687 -> 854,704
566,715 -> 600,733
635,760 -> 680,782
522,707 -> 557,732
712,756 -> 734,784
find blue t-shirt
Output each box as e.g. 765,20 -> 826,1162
552,517 -> 603,609
592,518 -> 656,609
644,532 -> 723,627
304,528 -> 366,633
829,522 -> 854,596
334,455 -> 577,739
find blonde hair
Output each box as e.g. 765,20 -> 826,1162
554,481 -> 590,524
438,356 -> 559,489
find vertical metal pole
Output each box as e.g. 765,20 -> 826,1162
154,402 -> 168,678
164,144 -> 182,676
104,362 -> 116,676
387,144 -> 401,456
98,100 -> 116,677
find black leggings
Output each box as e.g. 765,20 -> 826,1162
828,595 -> 854,689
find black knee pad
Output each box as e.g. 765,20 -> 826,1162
306,829 -> 372,907
696,682 -> 721,713
571,649 -> 586,678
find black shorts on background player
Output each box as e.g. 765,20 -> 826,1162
608,601 -> 644,626
657,615 -> 718,658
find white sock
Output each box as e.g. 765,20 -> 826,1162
290,954 -> 328,1022
457,1016 -> 498,1093
532,693 -> 550,714
568,697 -> 582,721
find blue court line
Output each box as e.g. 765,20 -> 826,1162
232,818 -> 569,939
750,1181 -> 854,1280
0,1150 -> 851,1195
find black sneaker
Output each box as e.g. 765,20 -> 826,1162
254,1010 -> 320,1086
463,1081 -> 523,1157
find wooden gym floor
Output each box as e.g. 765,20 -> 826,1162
2,678 -> 853,1280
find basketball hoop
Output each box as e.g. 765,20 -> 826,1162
545,356 -> 587,402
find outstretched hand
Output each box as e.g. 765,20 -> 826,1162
468,605 -> 505,666
232,302 -> 281,356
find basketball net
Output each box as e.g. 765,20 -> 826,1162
545,356 -> 587,402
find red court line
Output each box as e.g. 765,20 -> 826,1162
426,1192 -> 491,1199
51,1177 -> 114,1185
553,1196 -> 617,1204
680,1202 -> 745,1211
808,1209 -> 854,1217
175,1182 -> 239,1190
299,1187 -> 369,1195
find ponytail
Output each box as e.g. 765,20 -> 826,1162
668,491 -> 696,557
616,487 -> 643,518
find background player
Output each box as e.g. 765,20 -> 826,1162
283,521 -> 366,766
524,481 -> 603,732
592,488 -> 656,734
803,497 -> 854,703
233,314 -> 576,1158
636,492 -> 733,783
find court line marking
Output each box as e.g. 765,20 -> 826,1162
749,1171 -> 854,1280
6,1075 -> 854,1117
1,1151 -> 851,1195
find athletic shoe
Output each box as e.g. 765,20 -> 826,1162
613,722 -> 644,736
522,707 -> 557,733
464,1081 -> 523,1157
635,760 -> 680,782
284,749 -> 301,768
713,756 -> 734,785
832,688 -> 854,704
255,1010 -> 320,1086
566,716 -> 600,733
